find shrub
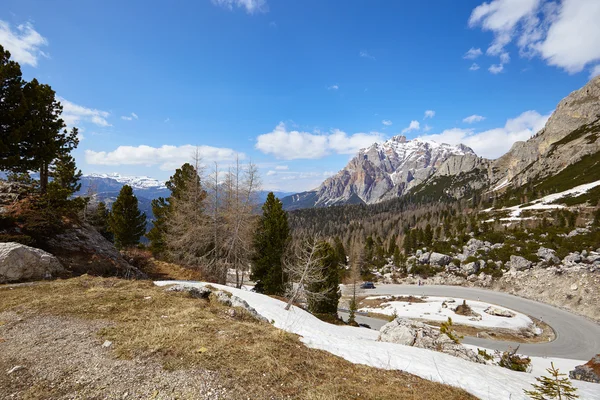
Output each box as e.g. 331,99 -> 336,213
497,346 -> 531,372
440,317 -> 462,344
121,247 -> 153,272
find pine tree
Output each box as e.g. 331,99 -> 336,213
0,45 -> 27,171
307,241 -> 341,315
147,163 -> 198,256
90,202 -> 112,241
108,185 -> 147,249
333,236 -> 347,267
524,362 -> 579,400
49,147 -> 82,196
20,79 -> 77,193
251,192 -> 289,295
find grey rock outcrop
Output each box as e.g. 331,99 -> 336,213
45,223 -> 146,279
429,252 -> 452,266
462,261 -> 480,276
0,242 -> 66,283
537,247 -> 560,264
509,255 -> 532,271
570,354 -> 600,383
378,318 -> 485,364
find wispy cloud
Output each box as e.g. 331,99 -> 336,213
359,51 -> 376,60
463,114 -> 486,124
86,144 -> 243,171
327,84 -> 339,90
121,112 -> 139,121
211,0 -> 268,14
469,63 -> 481,71
401,120 -> 420,134
489,64 -> 504,74
58,97 -> 111,128
0,20 -> 48,67
463,47 -> 483,59
424,110 -> 436,119
255,123 -> 385,160
382,120 -> 393,126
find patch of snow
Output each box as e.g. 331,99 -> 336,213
504,180 -> 600,218
154,281 -> 600,400
84,173 -> 167,190
359,296 -> 533,330
493,178 -> 510,191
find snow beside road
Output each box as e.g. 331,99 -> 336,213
359,295 -> 534,330
154,281 -> 600,400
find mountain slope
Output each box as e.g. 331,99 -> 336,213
282,136 -> 477,210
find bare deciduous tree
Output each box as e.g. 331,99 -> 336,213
283,239 -> 329,311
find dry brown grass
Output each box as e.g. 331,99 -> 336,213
357,295 -> 426,309
141,258 -> 206,280
0,276 -> 475,399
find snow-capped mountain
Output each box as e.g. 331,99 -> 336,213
281,136 -> 478,210
84,173 -> 167,190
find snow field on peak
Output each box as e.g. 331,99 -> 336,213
154,281 -> 600,400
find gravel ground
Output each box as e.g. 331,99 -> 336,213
0,311 -> 229,399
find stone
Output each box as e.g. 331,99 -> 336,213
378,318 -> 485,364
419,252 -> 431,264
570,284 -> 578,291
563,253 -> 582,265
570,354 -> 600,383
7,365 -> 24,375
509,255 -> 532,271
102,340 -> 113,348
484,306 -> 515,318
166,285 -> 212,299
461,261 -> 480,276
567,228 -> 590,238
536,247 -> 560,264
429,252 -> 452,266
0,242 -> 66,283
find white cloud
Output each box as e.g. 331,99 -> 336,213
85,144 -> 242,171
420,110 -> 550,159
0,21 -> 48,67
463,114 -> 486,124
469,63 -> 481,71
359,51 -> 375,60
327,84 -> 339,90
211,0 -> 267,14
422,124 -> 433,133
266,170 -> 277,176
591,65 -> 600,79
401,120 -> 420,134
275,165 -> 289,170
382,120 -> 393,126
489,64 -> 504,74
121,112 -> 138,121
464,47 -> 483,59
58,97 -> 111,128
255,123 -> 385,160
469,0 -> 600,74
424,110 -> 436,119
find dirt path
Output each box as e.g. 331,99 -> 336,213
0,311 -> 227,399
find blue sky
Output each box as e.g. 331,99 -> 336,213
2,0 -> 600,191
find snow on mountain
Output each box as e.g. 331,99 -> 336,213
83,173 -> 167,190
282,136 -> 477,210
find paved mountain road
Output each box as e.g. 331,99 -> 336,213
339,285 -> 600,360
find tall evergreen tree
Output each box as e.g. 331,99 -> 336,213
20,79 -> 76,193
0,45 -> 27,171
49,146 -> 82,196
307,241 -> 341,315
147,163 -> 198,256
251,192 -> 289,295
90,202 -> 112,242
108,185 -> 147,249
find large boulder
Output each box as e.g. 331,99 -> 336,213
45,223 -> 146,279
0,242 -> 66,283
509,255 -> 532,271
536,247 -> 560,264
570,354 -> 600,383
461,261 -> 480,276
378,318 -> 485,364
429,252 -> 451,266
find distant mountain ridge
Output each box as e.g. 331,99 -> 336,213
282,136 -> 478,210
283,76 -> 600,210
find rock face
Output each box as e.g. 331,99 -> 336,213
570,354 -> 600,383
282,136 -> 476,210
0,242 -> 66,283
44,223 -> 146,280
378,318 -> 485,364
509,255 -> 532,271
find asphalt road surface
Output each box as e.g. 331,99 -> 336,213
339,284 -> 600,360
